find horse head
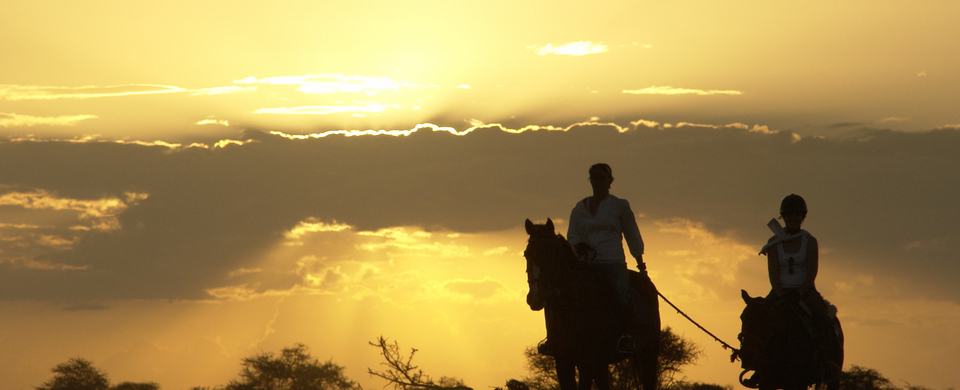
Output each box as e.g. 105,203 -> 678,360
738,290 -> 772,378
524,219 -> 556,311
524,218 -> 578,311
525,218 -> 556,239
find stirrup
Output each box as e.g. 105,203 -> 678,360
617,335 -> 636,354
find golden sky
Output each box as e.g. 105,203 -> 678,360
2,1 -> 960,389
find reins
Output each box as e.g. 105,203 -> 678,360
656,291 -> 741,363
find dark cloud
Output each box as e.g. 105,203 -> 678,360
62,303 -> 110,311
1,125 -> 958,303
827,122 -> 865,128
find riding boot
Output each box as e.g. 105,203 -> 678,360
538,304 -> 560,356
616,300 -> 642,354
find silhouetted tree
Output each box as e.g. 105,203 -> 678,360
521,327 -> 704,390
519,347 -> 557,390
368,336 -> 471,390
900,384 -> 937,390
648,326 -> 702,390
493,379 -> 530,390
36,358 -> 110,390
667,382 -> 731,390
839,365 -> 897,390
225,343 -> 358,390
111,382 -> 160,390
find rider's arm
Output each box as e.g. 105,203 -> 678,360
567,203 -> 583,253
619,199 -> 645,269
801,235 -> 819,294
766,236 -> 783,296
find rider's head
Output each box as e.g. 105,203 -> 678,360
780,194 -> 808,223
588,163 -> 614,193
589,163 -> 612,179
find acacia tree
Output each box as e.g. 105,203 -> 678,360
839,366 -> 898,390
644,326 -> 703,389
225,343 -> 358,390
111,383 -> 160,390
368,336 -> 471,390
36,358 -> 110,390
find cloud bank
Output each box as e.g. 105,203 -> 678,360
1,124 -> 958,304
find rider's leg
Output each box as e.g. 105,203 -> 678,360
539,302 -> 560,355
555,357 -> 577,390
595,263 -> 638,353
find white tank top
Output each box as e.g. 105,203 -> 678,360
777,232 -> 808,289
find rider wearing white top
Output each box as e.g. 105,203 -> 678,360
565,163 -> 647,355
760,194 -> 840,377
777,231 -> 809,289
567,194 -> 645,266
764,194 -> 819,298
762,194 -> 838,354
741,194 -> 843,388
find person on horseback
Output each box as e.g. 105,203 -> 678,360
539,163 -> 647,356
758,194 -> 840,377
761,194 -> 827,312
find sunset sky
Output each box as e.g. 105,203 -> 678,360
2,1 -> 959,389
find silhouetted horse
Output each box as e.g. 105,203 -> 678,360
738,290 -> 843,390
525,219 -> 660,390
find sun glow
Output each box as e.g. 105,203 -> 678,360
0,84 -> 254,100
0,112 -> 98,127
234,74 -> 419,95
531,41 -> 608,56
623,86 -> 743,96
253,104 -> 398,116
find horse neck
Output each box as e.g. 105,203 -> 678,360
527,235 -> 572,275
548,237 -> 580,283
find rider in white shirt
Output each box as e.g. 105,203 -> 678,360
566,163 -> 647,354
762,194 -> 820,300
762,194 -> 834,342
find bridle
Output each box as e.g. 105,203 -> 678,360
524,234 -> 574,296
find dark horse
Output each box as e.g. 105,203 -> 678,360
524,219 -> 660,390
738,290 -> 844,390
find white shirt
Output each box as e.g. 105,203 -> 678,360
567,194 -> 644,264
777,231 -> 809,289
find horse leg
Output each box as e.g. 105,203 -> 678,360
632,325 -> 659,390
593,363 -> 610,390
555,357 -> 577,390
640,352 -> 658,390
576,361 -> 608,390
576,362 -> 594,390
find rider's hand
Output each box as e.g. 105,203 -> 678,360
574,242 -> 592,256
636,260 -> 652,289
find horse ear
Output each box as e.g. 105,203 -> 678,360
525,219 -> 535,235
545,218 -> 554,233
741,289 -> 750,303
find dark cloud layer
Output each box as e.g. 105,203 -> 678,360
1,125 -> 958,303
